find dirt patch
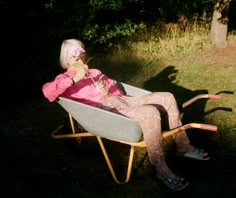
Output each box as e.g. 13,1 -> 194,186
180,42 -> 236,66
199,44 -> 236,65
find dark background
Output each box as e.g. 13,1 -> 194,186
1,1 -> 236,197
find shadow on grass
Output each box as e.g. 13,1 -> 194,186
142,65 -> 236,195
56,65 -> 234,195
2,60 -> 235,197
143,65 -> 212,124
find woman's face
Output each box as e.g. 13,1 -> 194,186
67,44 -> 86,67
68,55 -> 84,68
70,58 -> 89,74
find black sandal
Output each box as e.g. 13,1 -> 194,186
158,174 -> 189,191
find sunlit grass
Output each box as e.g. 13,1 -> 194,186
130,22 -> 211,60
172,63 -> 235,131
90,20 -> 236,151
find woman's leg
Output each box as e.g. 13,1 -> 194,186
99,96 -> 189,190
122,93 -> 194,152
119,104 -> 171,175
119,104 -> 189,190
98,97 -> 171,174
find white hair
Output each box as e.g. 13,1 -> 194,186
59,39 -> 85,69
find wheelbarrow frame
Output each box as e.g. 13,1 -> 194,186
51,82 -> 220,184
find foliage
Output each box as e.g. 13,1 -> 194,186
42,0 -> 219,47
83,20 -> 146,46
214,0 -> 231,24
43,0 -> 146,46
89,0 -> 122,10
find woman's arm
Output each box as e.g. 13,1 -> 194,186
105,76 -> 124,96
96,74 -> 123,96
42,74 -> 73,102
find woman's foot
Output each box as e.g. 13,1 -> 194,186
176,146 -> 210,160
158,174 -> 189,191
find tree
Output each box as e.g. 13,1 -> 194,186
210,0 -> 231,48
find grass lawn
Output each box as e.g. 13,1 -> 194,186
1,39 -> 235,197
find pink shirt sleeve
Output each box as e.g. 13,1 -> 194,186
42,73 -> 73,102
42,68 -> 124,105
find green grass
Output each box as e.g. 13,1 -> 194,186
4,17 -> 236,197
89,23 -> 236,154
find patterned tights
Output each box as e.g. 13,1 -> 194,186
98,92 -> 191,176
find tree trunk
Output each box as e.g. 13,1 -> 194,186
210,1 -> 230,48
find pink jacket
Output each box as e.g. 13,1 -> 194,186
42,68 -> 123,107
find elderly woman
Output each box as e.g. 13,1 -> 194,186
42,38 -> 209,191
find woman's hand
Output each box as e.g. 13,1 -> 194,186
72,64 -> 89,83
95,75 -> 110,95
